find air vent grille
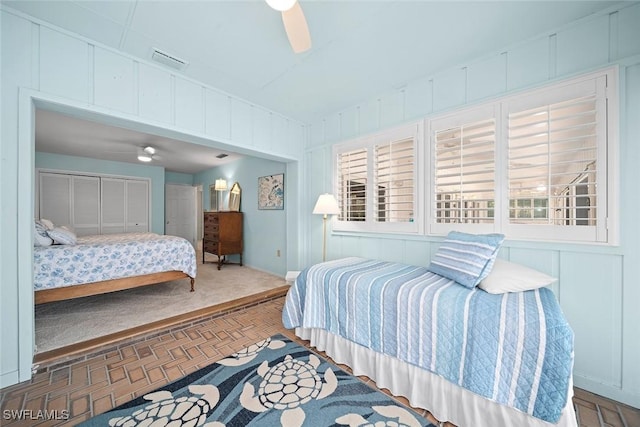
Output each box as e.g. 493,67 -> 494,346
151,48 -> 189,71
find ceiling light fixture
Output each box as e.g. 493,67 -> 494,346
265,0 -> 297,12
137,146 -> 156,162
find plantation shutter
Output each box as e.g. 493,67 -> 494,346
508,95 -> 598,226
374,138 -> 414,223
336,148 -> 368,222
434,118 -> 496,224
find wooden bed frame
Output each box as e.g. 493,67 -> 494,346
35,271 -> 195,305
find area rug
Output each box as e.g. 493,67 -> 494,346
80,334 -> 435,427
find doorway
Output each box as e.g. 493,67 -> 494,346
165,184 -> 197,247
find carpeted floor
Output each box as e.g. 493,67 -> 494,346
35,251 -> 286,353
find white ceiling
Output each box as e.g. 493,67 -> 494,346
35,109 -> 243,174
5,0 -> 624,174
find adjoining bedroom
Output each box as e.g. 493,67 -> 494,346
1,1 -> 639,427
31,107 -> 291,357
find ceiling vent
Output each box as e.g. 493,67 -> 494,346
151,48 -> 189,71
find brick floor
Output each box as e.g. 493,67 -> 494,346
0,296 -> 637,427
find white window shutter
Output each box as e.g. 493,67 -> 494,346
336,148 -> 368,222
374,137 -> 415,223
433,118 -> 496,225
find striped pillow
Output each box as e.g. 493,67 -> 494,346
428,231 -> 505,288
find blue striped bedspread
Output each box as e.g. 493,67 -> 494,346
34,232 -> 197,290
282,257 -> 574,423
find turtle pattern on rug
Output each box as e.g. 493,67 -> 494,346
80,334 -> 435,427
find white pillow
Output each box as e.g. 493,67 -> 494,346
47,227 -> 77,245
478,258 -> 557,294
39,218 -> 55,230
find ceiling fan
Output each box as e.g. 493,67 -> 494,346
265,0 -> 312,53
103,144 -> 162,163
137,146 -> 157,162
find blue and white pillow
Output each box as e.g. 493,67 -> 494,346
428,231 -> 505,288
34,221 -> 53,247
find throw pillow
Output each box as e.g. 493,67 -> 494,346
47,227 -> 77,245
428,231 -> 505,288
34,221 -> 53,246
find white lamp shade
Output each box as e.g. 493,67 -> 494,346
313,193 -> 340,215
215,179 -> 228,191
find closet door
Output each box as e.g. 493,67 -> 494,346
72,176 -> 100,236
126,180 -> 149,232
39,172 -> 72,226
101,178 -> 126,234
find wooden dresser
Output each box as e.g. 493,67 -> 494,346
203,211 -> 243,270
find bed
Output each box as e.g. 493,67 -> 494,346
282,256 -> 577,427
34,232 -> 197,304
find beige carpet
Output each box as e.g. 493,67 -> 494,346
34,252 -> 286,353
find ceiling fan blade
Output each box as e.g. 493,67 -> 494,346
281,2 -> 311,53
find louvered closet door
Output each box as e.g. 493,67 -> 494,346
101,178 -> 126,234
39,173 -> 72,226
72,176 -> 100,236
126,180 -> 149,232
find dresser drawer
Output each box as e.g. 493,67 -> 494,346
203,240 -> 218,254
204,223 -> 219,233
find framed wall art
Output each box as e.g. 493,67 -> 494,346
258,173 -> 284,210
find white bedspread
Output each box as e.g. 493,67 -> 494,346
34,232 -> 196,290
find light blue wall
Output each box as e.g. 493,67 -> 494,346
194,157 -> 288,277
35,152 -> 166,234
303,3 -> 640,408
165,171 -> 194,186
0,6 -> 304,388
2,0 -> 639,410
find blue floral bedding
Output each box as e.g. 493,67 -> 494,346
282,257 -> 574,423
34,232 -> 197,290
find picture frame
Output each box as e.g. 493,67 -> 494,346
258,173 -> 284,210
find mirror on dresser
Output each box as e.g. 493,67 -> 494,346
228,182 -> 241,211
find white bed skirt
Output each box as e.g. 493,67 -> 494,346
295,327 -> 578,427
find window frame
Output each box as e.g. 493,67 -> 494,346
332,121 -> 423,234
426,67 -> 618,244
329,67 -> 618,245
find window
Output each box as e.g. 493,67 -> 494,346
434,117 -> 496,225
430,105 -> 498,235
336,148 -> 367,222
374,137 -> 415,223
503,73 -> 611,242
334,122 -> 421,233
428,68 -> 616,244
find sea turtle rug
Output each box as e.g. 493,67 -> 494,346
80,334 -> 436,427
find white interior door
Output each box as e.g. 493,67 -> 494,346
165,184 -> 196,247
